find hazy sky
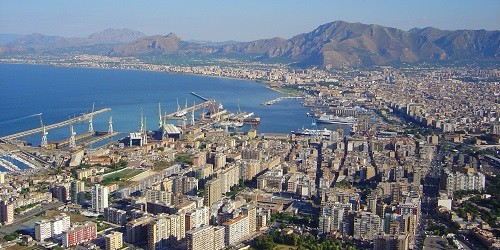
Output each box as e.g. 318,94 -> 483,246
1,0 -> 499,41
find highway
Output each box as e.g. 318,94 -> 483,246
14,201 -> 64,223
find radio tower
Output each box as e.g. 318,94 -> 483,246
69,124 -> 76,148
39,115 -> 48,147
108,116 -> 113,134
88,102 -> 95,133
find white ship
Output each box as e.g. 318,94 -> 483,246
316,115 -> 356,125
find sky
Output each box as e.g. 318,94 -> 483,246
0,0 -> 499,42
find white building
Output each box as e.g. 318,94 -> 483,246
445,170 -> 486,196
51,213 -> 70,237
92,184 -> 109,213
353,212 -> 382,240
319,202 -> 352,234
223,215 -> 249,246
35,220 -> 52,241
34,213 -> 70,241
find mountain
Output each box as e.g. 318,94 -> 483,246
1,28 -> 147,51
215,21 -> 499,68
111,33 -> 215,56
1,21 -> 498,68
87,28 -> 146,44
110,21 -> 498,68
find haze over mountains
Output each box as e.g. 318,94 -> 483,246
1,21 -> 498,68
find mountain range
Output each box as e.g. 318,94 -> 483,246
1,21 -> 498,68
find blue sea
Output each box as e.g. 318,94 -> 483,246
0,64 -> 348,149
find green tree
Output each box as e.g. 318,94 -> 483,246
254,235 -> 276,250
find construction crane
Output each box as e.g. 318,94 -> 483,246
39,114 -> 48,147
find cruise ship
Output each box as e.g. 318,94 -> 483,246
316,115 -> 356,125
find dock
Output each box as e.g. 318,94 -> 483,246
53,131 -> 95,148
261,96 -> 304,105
164,99 -> 214,119
0,108 -> 111,141
74,132 -> 121,150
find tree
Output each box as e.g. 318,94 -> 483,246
254,235 -> 276,250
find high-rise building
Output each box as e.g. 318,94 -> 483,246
143,189 -> 174,205
34,213 -> 70,241
213,226 -> 225,250
445,170 -> 486,196
353,212 -> 382,241
62,222 -> 97,248
52,183 -> 70,203
186,225 -> 215,250
71,180 -> 85,204
35,220 -> 52,241
204,178 -> 222,206
319,202 -> 352,234
0,200 -> 14,225
241,204 -> 257,233
185,206 -> 210,232
92,184 -> 109,213
374,234 -> 409,250
104,207 -> 127,225
51,213 -> 71,237
105,231 -> 123,250
256,212 -> 268,231
147,214 -> 182,249
222,215 -> 249,246
125,217 -> 152,244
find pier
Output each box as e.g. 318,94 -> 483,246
164,99 -> 214,119
53,131 -> 95,148
261,96 -> 304,105
190,92 -> 209,101
0,108 -> 111,141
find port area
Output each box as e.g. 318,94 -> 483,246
261,96 -> 304,105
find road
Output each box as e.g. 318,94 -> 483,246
15,201 -> 64,223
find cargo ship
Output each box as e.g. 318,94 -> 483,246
316,115 -> 356,125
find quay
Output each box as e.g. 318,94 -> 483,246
261,96 -> 305,105
0,108 -> 111,141
74,132 -> 121,150
54,131 -> 95,148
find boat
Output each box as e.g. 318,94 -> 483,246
243,117 -> 261,125
291,128 -> 332,137
174,110 -> 187,117
216,121 -> 243,129
316,115 -> 356,125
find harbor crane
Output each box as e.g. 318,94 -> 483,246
39,114 -> 48,147
88,102 -> 95,133
69,124 -> 76,148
